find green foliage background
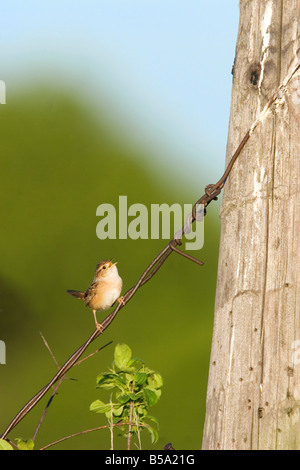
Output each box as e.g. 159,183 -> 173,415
0,88 -> 220,449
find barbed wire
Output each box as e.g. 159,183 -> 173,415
1,60 -> 299,442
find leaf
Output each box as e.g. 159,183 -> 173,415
111,415 -> 123,424
147,373 -> 163,389
146,414 -> 160,429
15,438 -> 35,450
96,373 -> 114,384
96,373 -> 122,390
97,373 -> 126,385
130,392 -> 141,401
117,394 -> 131,404
143,388 -> 159,406
112,405 -> 124,417
145,425 -> 159,444
115,375 -> 127,385
137,405 -> 147,418
128,357 -> 144,367
97,382 -> 116,390
135,372 -> 148,386
124,373 -> 135,383
114,344 -> 132,370
90,400 -> 112,414
104,403 -> 124,420
0,439 -> 14,450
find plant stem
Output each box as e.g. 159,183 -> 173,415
109,395 -> 114,450
127,401 -> 134,450
134,408 -> 142,450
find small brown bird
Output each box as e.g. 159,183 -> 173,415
67,259 -> 123,331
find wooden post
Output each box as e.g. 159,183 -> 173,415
202,0 -> 300,450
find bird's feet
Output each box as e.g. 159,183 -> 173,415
96,322 -> 104,332
117,296 -> 125,306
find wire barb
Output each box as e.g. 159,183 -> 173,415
169,240 -> 204,266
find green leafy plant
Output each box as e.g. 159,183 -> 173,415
90,343 -> 163,449
0,439 -> 14,450
15,438 -> 35,450
0,437 -> 34,450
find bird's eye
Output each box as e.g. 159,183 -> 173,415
102,266 -> 106,270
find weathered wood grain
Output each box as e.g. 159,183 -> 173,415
202,0 -> 300,450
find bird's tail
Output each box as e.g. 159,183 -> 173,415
67,290 -> 85,300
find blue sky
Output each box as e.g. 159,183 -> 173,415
2,0 -> 240,183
